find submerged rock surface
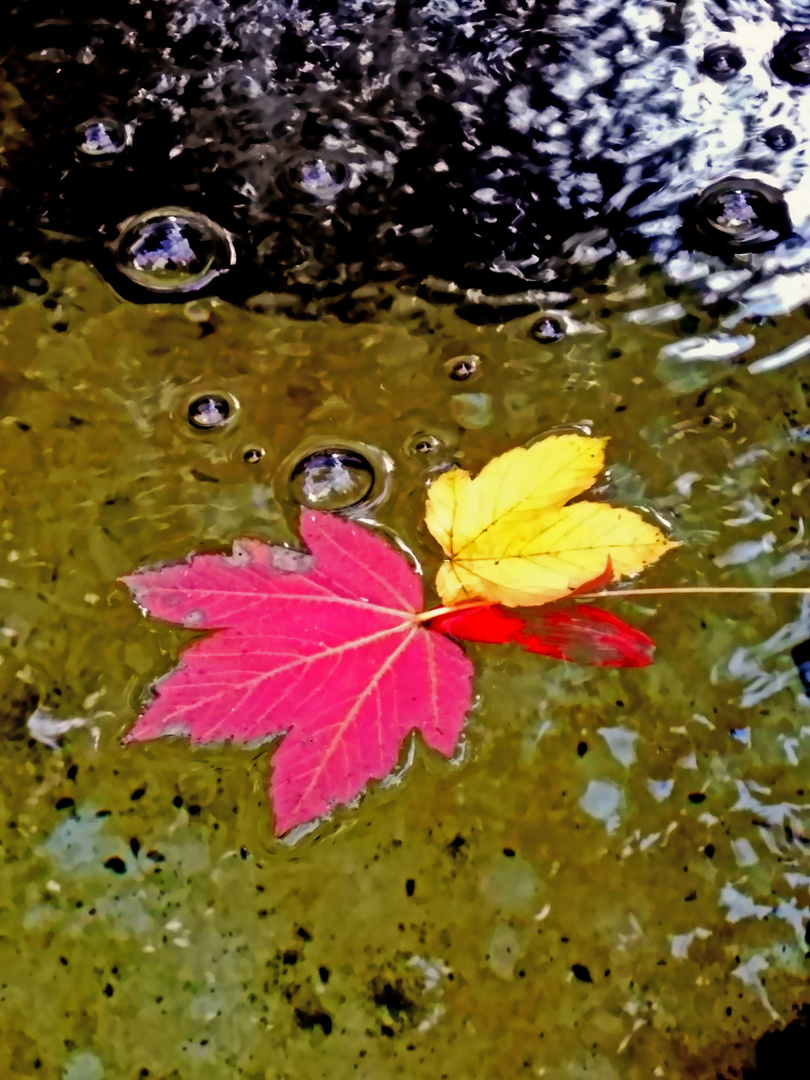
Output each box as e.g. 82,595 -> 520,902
0,260 -> 806,1079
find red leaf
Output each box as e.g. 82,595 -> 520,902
567,556 -> 615,598
431,603 -> 655,668
123,511 -> 474,834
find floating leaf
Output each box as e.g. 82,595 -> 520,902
123,511 -> 474,835
425,434 -> 677,606
123,435 -> 675,834
424,434 -> 608,555
430,603 -> 656,668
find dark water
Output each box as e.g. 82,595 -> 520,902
1,4 -> 810,1079
4,1 -> 810,310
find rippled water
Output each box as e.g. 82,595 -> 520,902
4,1 -> 810,310
1,3 -> 810,1079
0,259 -> 806,1079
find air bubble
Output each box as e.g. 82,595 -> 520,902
289,449 -> 375,511
187,394 -> 233,430
114,208 -> 235,295
700,45 -> 745,83
763,126 -> 796,153
76,119 -> 129,158
243,447 -> 265,464
294,158 -> 349,202
529,317 -> 565,343
406,433 -> 443,456
689,178 -> 791,253
444,355 -> 480,381
771,31 -> 810,86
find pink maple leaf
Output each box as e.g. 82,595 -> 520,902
123,510 -> 474,834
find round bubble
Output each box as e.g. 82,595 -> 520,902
771,32 -> 810,86
689,178 -> 791,254
187,394 -> 233,430
529,316 -> 565,343
405,432 -> 443,457
700,45 -> 745,83
243,447 -> 265,464
294,158 -> 349,202
114,208 -> 235,294
76,119 -> 129,158
290,449 -> 375,511
445,354 -> 480,381
763,126 -> 796,153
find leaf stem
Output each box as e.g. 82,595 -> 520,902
417,586 -> 810,622
418,586 -> 810,620
579,586 -> 810,600
415,601 -> 492,623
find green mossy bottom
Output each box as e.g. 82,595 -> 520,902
0,262 -> 808,1079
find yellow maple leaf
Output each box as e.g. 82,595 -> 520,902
424,434 -> 677,607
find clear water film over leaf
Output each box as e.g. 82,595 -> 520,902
124,511 -> 474,833
425,434 -> 677,606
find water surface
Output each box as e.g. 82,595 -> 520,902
0,259 -> 807,1078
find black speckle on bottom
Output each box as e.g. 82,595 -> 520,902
446,834 -> 467,857
572,964 -> 593,983
372,979 -> 416,1019
294,1008 -> 332,1036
